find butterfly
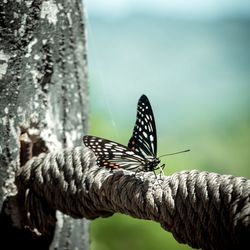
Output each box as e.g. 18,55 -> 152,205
83,94 -> 164,173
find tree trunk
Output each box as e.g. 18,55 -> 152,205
0,0 -> 88,249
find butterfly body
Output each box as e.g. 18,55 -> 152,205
143,156 -> 160,172
83,94 -> 162,173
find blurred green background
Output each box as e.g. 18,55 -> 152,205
85,1 -> 250,249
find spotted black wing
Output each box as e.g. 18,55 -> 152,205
83,135 -> 147,171
128,94 -> 157,158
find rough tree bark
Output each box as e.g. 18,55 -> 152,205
0,0 -> 88,249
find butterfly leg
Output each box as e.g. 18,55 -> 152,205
133,166 -> 143,177
153,169 -> 164,187
159,164 -> 165,179
153,170 -> 158,179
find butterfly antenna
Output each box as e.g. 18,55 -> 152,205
158,149 -> 190,158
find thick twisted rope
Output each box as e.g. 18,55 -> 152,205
15,146 -> 250,249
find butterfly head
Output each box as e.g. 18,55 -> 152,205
144,156 -> 160,171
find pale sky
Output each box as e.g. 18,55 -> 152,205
86,0 -> 250,18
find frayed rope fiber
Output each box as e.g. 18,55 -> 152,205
15,146 -> 250,249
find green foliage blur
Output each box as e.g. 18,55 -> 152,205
86,13 -> 250,250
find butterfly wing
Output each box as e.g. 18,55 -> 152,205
128,94 -> 157,158
83,135 -> 147,171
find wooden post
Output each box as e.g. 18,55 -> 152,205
0,1 -> 88,249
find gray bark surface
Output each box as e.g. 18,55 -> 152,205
0,0 -> 88,249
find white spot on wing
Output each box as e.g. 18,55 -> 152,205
150,135 -> 154,142
114,152 -> 123,155
126,151 -> 135,155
